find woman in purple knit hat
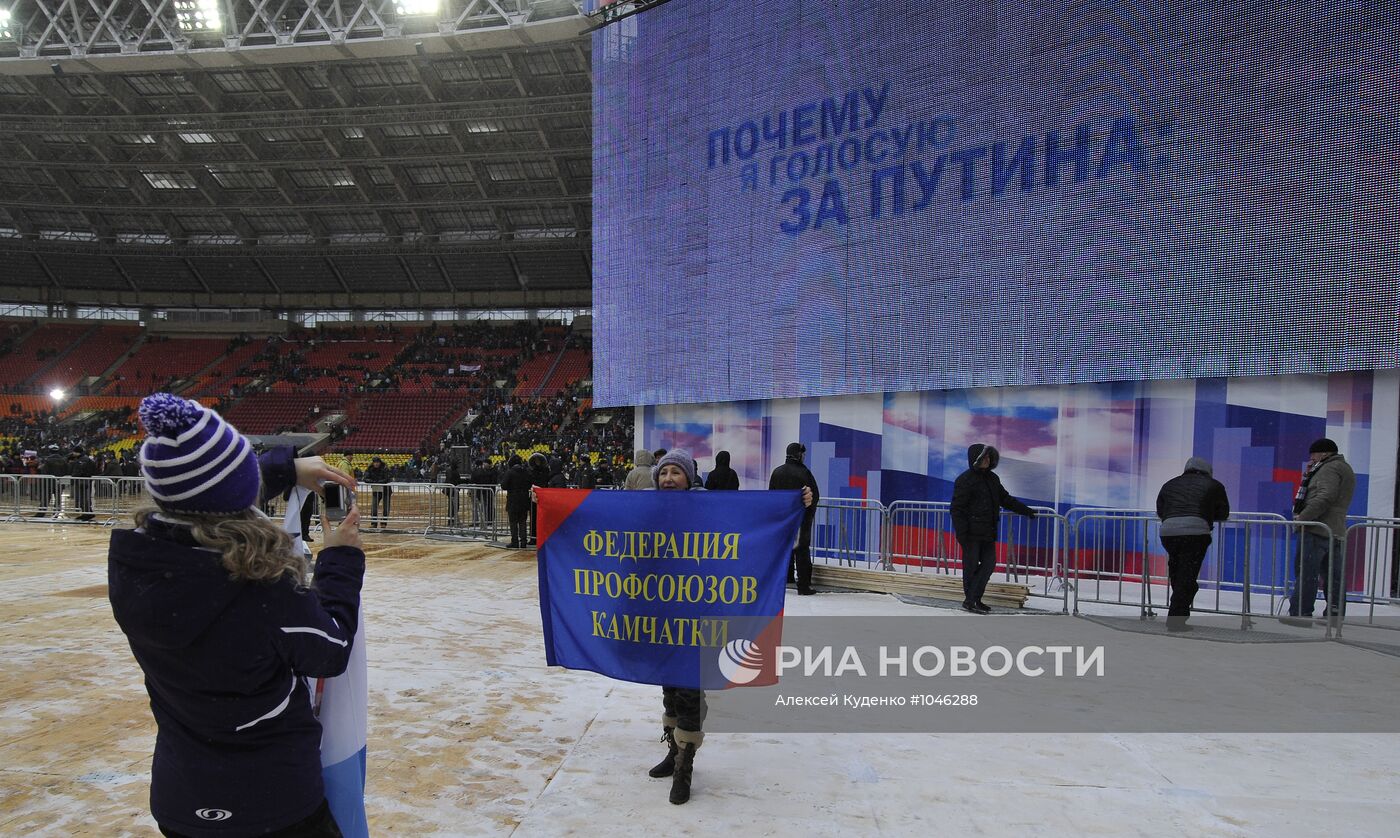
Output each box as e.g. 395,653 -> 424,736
109,393 -> 362,837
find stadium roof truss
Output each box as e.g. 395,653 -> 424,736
0,0 -> 594,310
0,0 -> 583,57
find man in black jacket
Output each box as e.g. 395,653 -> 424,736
38,444 -> 67,517
1156,457 -> 1231,630
469,457 -> 499,529
527,452 -> 552,545
443,456 -> 463,528
576,459 -> 597,489
950,443 -> 1036,613
69,446 -> 97,520
769,442 -> 820,595
500,455 -> 532,548
363,456 -> 392,529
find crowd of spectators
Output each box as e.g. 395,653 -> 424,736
0,406 -> 141,485
444,378 -> 636,483
0,318 -> 643,482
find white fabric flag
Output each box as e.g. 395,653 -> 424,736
283,487 -> 370,837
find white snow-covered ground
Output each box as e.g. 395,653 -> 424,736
2,525 -> 1399,837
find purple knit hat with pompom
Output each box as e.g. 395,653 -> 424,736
138,393 -> 259,515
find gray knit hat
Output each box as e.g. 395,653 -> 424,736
651,449 -> 697,489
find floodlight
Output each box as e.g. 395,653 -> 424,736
49,388 -> 66,401
174,0 -> 222,31
395,0 -> 439,16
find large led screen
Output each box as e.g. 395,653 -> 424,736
592,0 -> 1397,407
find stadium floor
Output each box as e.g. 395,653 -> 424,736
3,523 -> 1399,836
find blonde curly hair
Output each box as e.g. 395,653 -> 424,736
135,505 -> 308,585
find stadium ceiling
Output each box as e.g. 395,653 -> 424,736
0,0 -> 594,311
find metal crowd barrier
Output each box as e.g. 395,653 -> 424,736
0,474 -> 513,542
886,500 -> 957,575
811,498 -> 887,569
334,482 -> 508,541
421,484 -> 508,541
1340,517 -> 1400,629
1067,512 -> 1349,631
4,476 -> 1398,624
11,475 -> 124,524
351,482 -> 438,533
884,501 -> 1067,599
112,477 -> 149,520
998,507 -> 1068,600
0,474 -> 17,519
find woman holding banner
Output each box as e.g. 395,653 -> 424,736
646,449 -> 811,805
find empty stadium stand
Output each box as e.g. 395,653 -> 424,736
335,392 -> 472,453
0,323 -> 97,389
35,325 -> 145,392
222,393 -> 346,435
104,336 -> 232,395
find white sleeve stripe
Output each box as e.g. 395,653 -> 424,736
280,626 -> 349,648
235,676 -> 296,732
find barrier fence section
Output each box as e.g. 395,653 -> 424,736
4,480 -> 1397,626
113,477 -> 148,520
1343,518 -> 1400,628
811,498 -> 887,569
0,474 -> 17,519
884,501 -> 1067,599
1066,512 -> 1353,631
886,501 -> 955,575
351,482 -> 438,534
11,475 -> 124,523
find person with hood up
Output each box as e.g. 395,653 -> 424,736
624,449 -> 655,490
500,454 -> 533,548
950,443 -> 1037,614
645,449 -> 811,805
1155,457 -> 1231,631
704,450 -> 740,491
768,443 -> 821,595
108,393 -> 362,838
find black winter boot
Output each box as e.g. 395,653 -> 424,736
648,727 -> 678,778
669,742 -> 697,805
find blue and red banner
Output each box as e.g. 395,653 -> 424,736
536,488 -> 805,689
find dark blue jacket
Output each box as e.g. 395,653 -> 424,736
108,448 -> 365,836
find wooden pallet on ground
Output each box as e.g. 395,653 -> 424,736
811,564 -> 1029,608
